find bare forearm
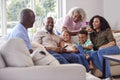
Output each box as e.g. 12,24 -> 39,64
82,45 -> 93,50
45,47 -> 61,53
65,49 -> 79,53
99,41 -> 116,49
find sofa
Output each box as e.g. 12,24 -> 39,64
0,38 -> 100,80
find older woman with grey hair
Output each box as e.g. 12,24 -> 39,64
62,7 -> 87,36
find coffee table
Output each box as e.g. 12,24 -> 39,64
103,54 -> 120,78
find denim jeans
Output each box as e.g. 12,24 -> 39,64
61,53 -> 82,64
48,50 -> 69,64
77,44 -> 90,72
90,46 -> 120,77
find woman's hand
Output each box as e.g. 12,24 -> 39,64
86,27 -> 94,33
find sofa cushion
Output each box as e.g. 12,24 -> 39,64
0,37 -> 7,68
109,60 -> 120,66
31,43 -> 60,65
113,32 -> 120,48
0,54 -> 5,68
0,38 -> 34,67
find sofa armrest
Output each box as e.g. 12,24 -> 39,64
0,64 -> 86,80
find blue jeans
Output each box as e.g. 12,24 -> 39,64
90,46 -> 120,78
61,53 -> 82,64
48,50 -> 69,64
77,44 -> 90,72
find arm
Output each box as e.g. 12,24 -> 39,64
66,47 -> 79,53
62,27 -> 86,36
99,41 -> 116,49
45,47 -> 61,53
62,16 -> 79,36
16,32 -> 33,54
99,29 -> 116,49
62,27 -> 81,36
81,39 -> 93,51
60,42 -> 78,53
82,44 -> 93,50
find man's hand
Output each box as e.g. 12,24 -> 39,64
29,49 -> 33,54
45,47 -> 64,53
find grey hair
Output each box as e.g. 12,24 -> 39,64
67,7 -> 86,21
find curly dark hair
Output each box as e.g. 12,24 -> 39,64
89,15 -> 111,31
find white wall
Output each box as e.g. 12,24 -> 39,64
104,0 -> 120,29
63,0 -> 120,30
63,0 -> 104,21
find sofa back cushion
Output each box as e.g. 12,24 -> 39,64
113,32 -> 120,48
0,54 -> 5,68
0,36 -> 8,68
0,38 -> 34,67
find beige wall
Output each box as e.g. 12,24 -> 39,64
104,0 -> 120,30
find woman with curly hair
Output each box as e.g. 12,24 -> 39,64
89,15 -> 120,79
62,7 -> 87,36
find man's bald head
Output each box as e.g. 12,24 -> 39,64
20,9 -> 35,28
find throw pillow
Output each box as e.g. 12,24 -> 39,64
0,38 -> 34,67
31,43 -> 60,65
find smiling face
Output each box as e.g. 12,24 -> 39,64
72,11 -> 81,23
78,33 -> 88,44
92,17 -> 101,31
45,17 -> 54,33
61,31 -> 71,42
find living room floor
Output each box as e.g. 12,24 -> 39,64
113,78 -> 120,80
112,76 -> 120,80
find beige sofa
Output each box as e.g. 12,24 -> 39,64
93,31 -> 120,77
0,38 -> 100,80
0,64 -> 100,80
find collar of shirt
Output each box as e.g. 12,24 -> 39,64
43,28 -> 55,35
18,23 -> 28,34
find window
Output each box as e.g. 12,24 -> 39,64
0,0 -> 1,35
0,0 -> 58,36
33,0 -> 57,29
6,0 -> 31,34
